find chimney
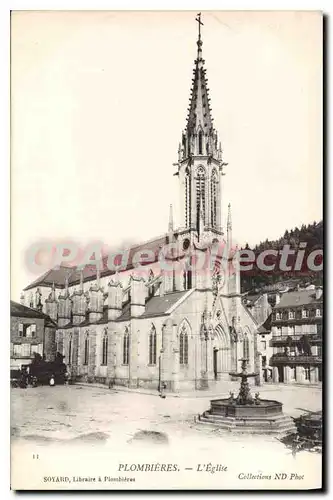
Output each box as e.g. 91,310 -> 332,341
316,287 -> 323,300
20,292 -> 25,306
130,275 -> 146,317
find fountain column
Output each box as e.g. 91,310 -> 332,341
198,357 -> 297,436
256,352 -> 263,386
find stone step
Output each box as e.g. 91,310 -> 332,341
197,414 -> 296,435
203,411 -> 293,424
199,416 -> 295,430
197,416 -> 296,435
200,416 -> 295,431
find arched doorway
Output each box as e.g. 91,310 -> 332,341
212,324 -> 231,380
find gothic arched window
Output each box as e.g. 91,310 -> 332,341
102,329 -> 108,365
123,327 -> 130,365
185,168 -> 191,227
183,269 -> 192,290
198,130 -> 203,154
196,166 -> 206,231
210,169 -> 218,227
84,332 -> 89,365
148,324 -> 157,365
179,323 -> 189,365
243,334 -> 250,360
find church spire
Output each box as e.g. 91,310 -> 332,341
185,13 -> 214,143
176,14 -> 224,238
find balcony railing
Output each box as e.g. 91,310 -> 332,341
271,316 -> 322,326
271,334 -> 322,344
270,354 -> 322,365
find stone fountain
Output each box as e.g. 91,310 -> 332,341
197,358 -> 296,435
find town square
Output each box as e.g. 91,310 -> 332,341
10,11 -> 323,491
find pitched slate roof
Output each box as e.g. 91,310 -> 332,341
10,300 -> 57,327
275,289 -> 323,309
243,293 -> 261,307
116,290 -> 188,322
257,313 -> 272,334
58,291 -> 189,328
23,235 -> 168,291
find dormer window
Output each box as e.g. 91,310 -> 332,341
316,309 -> 322,318
276,312 -> 281,321
83,332 -> 90,365
288,311 -> 295,320
302,309 -> 309,319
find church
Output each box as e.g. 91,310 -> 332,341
20,15 -> 262,392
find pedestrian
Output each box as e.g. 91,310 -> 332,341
49,375 -> 55,387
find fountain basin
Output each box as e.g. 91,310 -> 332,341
196,359 -> 296,435
210,398 -> 282,418
197,397 -> 296,435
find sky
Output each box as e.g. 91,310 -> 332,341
11,10 -> 323,300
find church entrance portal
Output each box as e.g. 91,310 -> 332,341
212,324 -> 231,380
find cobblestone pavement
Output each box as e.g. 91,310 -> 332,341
11,383 -> 322,490
11,382 -> 321,443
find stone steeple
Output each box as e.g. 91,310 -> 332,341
182,13 -> 218,159
175,13 -> 226,245
185,14 -> 214,146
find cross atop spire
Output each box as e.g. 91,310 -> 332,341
195,12 -> 204,42
184,13 -> 215,142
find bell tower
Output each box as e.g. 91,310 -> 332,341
174,13 -> 227,247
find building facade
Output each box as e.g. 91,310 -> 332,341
10,301 -> 57,369
256,314 -> 273,383
19,18 -> 262,392
270,287 -> 323,384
